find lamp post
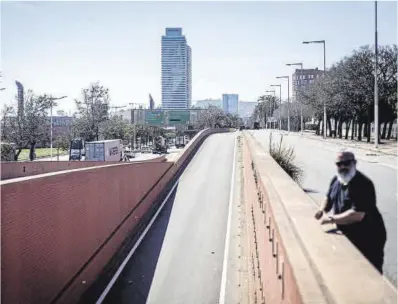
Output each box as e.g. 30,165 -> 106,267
265,90 -> 276,129
271,84 -> 282,130
374,1 -> 379,148
49,95 -> 67,159
276,76 -> 290,132
303,40 -> 326,139
286,62 -> 304,133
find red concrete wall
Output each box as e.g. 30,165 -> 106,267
1,162 -> 173,304
1,128 -> 229,304
242,135 -> 303,304
1,156 -> 166,180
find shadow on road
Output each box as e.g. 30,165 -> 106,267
102,185 -> 179,304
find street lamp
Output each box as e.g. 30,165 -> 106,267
374,1 -> 379,148
270,84 -> 282,130
286,62 -> 304,133
276,76 -> 290,132
49,95 -> 67,159
265,90 -> 276,129
303,39 -> 326,139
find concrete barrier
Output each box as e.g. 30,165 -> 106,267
243,131 -> 397,303
0,156 -> 166,181
1,128 -> 229,304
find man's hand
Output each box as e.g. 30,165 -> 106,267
314,210 -> 323,220
320,214 -> 334,225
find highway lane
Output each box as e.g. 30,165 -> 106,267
251,129 -> 397,286
102,132 -> 240,304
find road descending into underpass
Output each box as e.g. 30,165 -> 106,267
251,129 -> 397,287
101,132 -> 243,304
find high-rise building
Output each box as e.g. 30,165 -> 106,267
187,45 -> 192,108
161,28 -> 191,109
222,94 -> 239,114
292,67 -> 323,98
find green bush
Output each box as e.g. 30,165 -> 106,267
268,133 -> 303,183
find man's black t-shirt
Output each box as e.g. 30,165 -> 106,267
325,170 -> 386,251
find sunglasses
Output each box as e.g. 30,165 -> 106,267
336,160 -> 353,167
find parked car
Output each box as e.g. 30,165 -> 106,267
141,147 -> 152,154
123,147 -> 135,159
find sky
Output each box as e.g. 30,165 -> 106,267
1,1 -> 397,114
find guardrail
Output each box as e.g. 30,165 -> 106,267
243,131 -> 397,303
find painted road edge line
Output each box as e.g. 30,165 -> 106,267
95,180 -> 179,304
219,134 -> 237,304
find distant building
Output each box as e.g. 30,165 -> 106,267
15,81 -> 24,119
238,101 -> 257,118
292,67 -> 323,98
161,28 -> 192,109
194,99 -> 222,109
222,94 -> 239,114
49,115 -> 73,141
149,94 -> 155,110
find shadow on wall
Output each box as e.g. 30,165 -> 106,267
81,184 -> 179,304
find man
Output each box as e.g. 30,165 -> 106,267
314,151 -> 387,274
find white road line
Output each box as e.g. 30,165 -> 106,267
95,180 -> 180,304
219,134 -> 237,304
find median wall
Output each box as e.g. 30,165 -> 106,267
1,128 -> 229,304
243,131 -> 397,303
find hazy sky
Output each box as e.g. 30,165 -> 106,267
1,1 -> 397,114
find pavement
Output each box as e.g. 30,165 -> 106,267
300,130 -> 397,156
102,132 -> 244,304
250,129 -> 397,287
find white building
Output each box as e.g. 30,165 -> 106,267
194,99 -> 222,109
161,28 -> 192,109
222,94 -> 239,114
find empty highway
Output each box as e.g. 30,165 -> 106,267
101,132 -> 245,304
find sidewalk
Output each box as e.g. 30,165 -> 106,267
289,131 -> 397,157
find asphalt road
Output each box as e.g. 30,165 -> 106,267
103,132 -> 240,304
250,129 -> 397,286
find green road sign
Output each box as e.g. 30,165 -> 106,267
168,111 -> 190,126
145,110 -> 165,126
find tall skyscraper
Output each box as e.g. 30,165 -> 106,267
161,28 -> 191,109
222,94 -> 239,114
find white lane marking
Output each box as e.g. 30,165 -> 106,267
95,181 -> 180,304
219,134 -> 237,304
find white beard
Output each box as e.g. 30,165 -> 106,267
337,167 -> 356,185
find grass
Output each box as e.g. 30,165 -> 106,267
18,148 -> 68,161
268,132 -> 303,184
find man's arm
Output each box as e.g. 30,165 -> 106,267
329,209 -> 365,225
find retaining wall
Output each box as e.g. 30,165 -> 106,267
1,128 -> 228,304
243,131 -> 397,303
0,156 -> 166,180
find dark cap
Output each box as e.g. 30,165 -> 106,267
336,151 -> 356,163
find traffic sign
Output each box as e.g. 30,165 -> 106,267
145,110 -> 165,126
168,111 -> 190,126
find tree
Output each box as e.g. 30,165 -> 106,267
253,95 -> 278,127
298,44 -> 397,141
1,91 -> 53,160
100,115 -> 133,141
54,134 -> 71,157
195,106 -> 241,129
73,82 -> 110,141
